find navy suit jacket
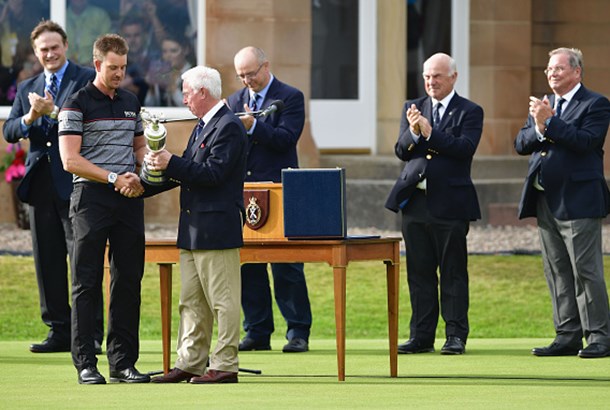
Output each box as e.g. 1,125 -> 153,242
385,93 -> 484,221
515,85 -> 610,220
3,62 -> 95,202
143,105 -> 248,250
225,77 -> 305,182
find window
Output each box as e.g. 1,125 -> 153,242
1,0 -> 202,116
406,0 -> 452,99
311,0 -> 359,100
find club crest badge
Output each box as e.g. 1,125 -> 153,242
244,190 -> 269,230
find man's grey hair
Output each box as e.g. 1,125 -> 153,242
181,66 -> 222,99
549,47 -> 584,76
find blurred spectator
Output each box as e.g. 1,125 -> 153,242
145,33 -> 193,107
119,14 -> 160,104
66,0 -> 112,66
0,0 -> 47,104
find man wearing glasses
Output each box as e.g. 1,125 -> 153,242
225,46 -> 312,353
515,47 -> 610,358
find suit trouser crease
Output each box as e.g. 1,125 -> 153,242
70,183 -> 144,371
401,190 -> 470,343
241,262 -> 312,341
536,193 -> 610,345
28,160 -> 104,343
175,248 -> 241,374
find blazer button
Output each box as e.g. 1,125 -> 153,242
247,171 -> 252,176
46,141 -> 52,147
426,154 -> 432,160
541,152 -> 547,157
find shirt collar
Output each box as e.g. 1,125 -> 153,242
45,61 -> 69,86
431,89 -> 455,109
201,100 -> 225,124
557,82 -> 581,105
250,74 -> 275,103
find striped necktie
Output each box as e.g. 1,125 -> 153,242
42,74 -> 59,133
250,93 -> 260,111
433,102 -> 442,127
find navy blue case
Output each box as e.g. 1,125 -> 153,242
282,168 -> 347,239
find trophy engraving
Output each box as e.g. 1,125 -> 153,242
140,109 -> 168,185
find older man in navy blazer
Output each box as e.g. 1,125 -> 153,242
2,20 -> 103,354
516,47 -> 610,358
225,46 -> 312,353
147,65 -> 247,384
386,53 -> 483,355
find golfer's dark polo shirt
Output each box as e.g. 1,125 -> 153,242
58,81 -> 144,183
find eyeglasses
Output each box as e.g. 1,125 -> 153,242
235,63 -> 264,81
544,66 -> 567,75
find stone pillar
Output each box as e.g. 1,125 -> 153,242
470,0 -> 533,156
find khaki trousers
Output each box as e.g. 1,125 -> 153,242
174,248 -> 241,374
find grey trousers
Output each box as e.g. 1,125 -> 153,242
536,193 -> 610,346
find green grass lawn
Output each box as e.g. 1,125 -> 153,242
3,254 -> 610,409
0,254 -> 564,341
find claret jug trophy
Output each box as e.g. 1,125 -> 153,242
140,108 -> 167,185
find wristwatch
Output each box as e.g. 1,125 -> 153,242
107,172 -> 118,187
49,105 -> 60,120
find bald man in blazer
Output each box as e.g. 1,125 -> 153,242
386,53 -> 483,356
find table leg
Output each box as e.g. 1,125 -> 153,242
332,265 -> 347,381
385,260 -> 399,377
159,263 -> 173,374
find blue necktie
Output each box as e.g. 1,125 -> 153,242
433,102 -> 442,127
555,98 -> 565,118
188,119 -> 205,151
42,74 -> 58,134
48,73 -> 58,100
250,93 -> 259,111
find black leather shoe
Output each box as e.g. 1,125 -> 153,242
397,338 -> 434,354
109,367 -> 151,383
282,338 -> 309,353
78,367 -> 106,384
532,341 -> 581,356
441,336 -> 466,355
94,341 -> 102,355
239,337 -> 271,351
578,343 -> 610,358
30,338 -> 70,353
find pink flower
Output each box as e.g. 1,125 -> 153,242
1,143 -> 27,183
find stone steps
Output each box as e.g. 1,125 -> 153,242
318,155 -> 532,229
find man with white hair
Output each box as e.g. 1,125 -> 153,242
146,65 -> 248,383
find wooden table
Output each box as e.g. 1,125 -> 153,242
138,237 -> 401,381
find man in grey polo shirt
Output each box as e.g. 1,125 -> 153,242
58,33 -> 148,385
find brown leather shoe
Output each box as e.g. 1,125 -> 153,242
151,368 -> 197,383
190,369 -> 238,384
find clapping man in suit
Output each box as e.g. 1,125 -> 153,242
225,46 -> 312,353
148,66 -> 248,384
385,53 -> 484,355
2,20 -> 103,354
515,47 -> 610,358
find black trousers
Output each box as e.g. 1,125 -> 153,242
28,160 -> 103,344
401,190 -> 470,343
70,183 -> 144,372
241,262 -> 312,342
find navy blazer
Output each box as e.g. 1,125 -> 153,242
3,62 -> 95,202
385,93 -> 484,221
144,105 -> 248,250
515,85 -> 610,220
225,78 -> 305,182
